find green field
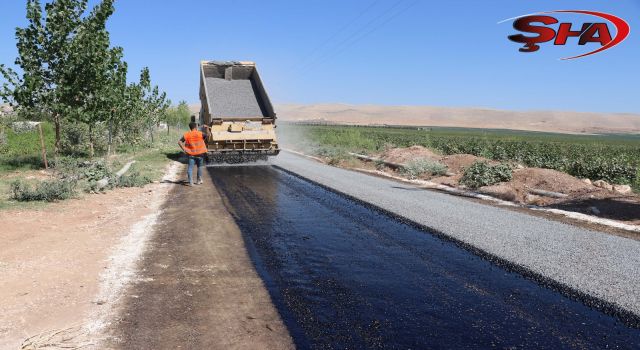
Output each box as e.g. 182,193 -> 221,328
281,123 -> 640,190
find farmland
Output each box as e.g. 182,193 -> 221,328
280,123 -> 640,190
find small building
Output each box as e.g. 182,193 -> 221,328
0,104 -> 13,116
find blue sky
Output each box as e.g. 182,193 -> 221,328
1,0 -> 639,113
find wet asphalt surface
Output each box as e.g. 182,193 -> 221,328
209,165 -> 640,349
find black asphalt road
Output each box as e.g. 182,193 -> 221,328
210,165 -> 640,349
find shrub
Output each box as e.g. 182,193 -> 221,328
117,170 -> 152,188
460,161 -> 513,189
10,179 -> 77,202
401,158 -> 448,179
0,129 -> 7,147
316,146 -> 352,166
56,158 -> 113,180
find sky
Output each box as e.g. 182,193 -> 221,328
0,0 -> 639,114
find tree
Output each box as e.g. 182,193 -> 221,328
138,67 -> 169,143
165,101 -> 192,134
1,0 -> 169,158
1,0 -> 110,155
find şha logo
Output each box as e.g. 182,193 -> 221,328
504,10 -> 630,60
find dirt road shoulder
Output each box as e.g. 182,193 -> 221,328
105,167 -> 294,349
0,162 -> 178,349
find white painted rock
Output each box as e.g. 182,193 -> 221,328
593,180 -> 613,191
613,184 -> 632,195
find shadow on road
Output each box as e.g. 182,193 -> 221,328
549,196 -> 640,221
164,151 -> 186,164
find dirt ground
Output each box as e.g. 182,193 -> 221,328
105,168 -> 294,349
0,182 -> 171,349
369,146 -> 640,225
0,159 -> 293,349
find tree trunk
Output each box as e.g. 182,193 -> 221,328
149,120 -> 154,143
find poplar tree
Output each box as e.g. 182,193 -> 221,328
0,0 -> 169,157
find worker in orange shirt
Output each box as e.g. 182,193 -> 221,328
178,122 -> 208,186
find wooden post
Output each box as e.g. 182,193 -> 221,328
37,123 -> 49,169
107,118 -> 113,157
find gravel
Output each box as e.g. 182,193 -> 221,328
205,77 -> 264,118
273,151 -> 640,320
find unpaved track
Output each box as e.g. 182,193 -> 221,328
0,185 -> 169,350
106,170 -> 293,349
209,165 -> 640,349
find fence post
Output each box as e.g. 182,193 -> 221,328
38,123 -> 49,169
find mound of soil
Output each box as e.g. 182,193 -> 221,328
513,168 -> 595,195
480,168 -> 619,206
440,154 -> 491,174
380,146 -> 440,164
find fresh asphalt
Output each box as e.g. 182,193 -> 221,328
272,152 -> 640,320
209,163 -> 640,349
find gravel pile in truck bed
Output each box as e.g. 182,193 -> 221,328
205,77 -> 263,118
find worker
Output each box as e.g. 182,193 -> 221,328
178,122 -> 208,186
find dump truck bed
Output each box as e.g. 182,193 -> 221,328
204,77 -> 264,118
199,61 -> 279,163
200,61 -> 275,121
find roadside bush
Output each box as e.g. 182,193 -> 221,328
401,158 -> 447,179
460,161 -> 513,189
10,178 -> 77,202
56,158 -> 113,180
316,146 -> 353,166
117,170 -> 152,188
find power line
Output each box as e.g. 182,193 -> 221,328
291,0 -> 383,71
299,0 -> 419,76
295,0 -> 410,75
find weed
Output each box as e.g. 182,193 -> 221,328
316,146 -> 353,166
117,170 -> 151,188
401,158 -> 448,179
460,161 -> 513,189
10,178 -> 77,202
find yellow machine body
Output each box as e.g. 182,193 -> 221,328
199,60 -> 279,162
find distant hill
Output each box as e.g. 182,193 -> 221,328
189,103 -> 640,134
276,104 -> 640,135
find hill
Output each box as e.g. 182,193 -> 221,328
275,104 -> 640,134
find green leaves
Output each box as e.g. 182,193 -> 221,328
1,0 -> 169,156
165,101 -> 192,128
461,162 -> 513,189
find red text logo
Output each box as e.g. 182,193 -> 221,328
506,10 -> 630,60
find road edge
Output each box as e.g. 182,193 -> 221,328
84,160 -> 182,342
283,149 -> 640,234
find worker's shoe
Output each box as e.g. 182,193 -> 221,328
197,178 -> 203,185
187,181 -> 194,187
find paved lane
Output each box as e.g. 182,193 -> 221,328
210,165 -> 640,349
273,152 -> 640,320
